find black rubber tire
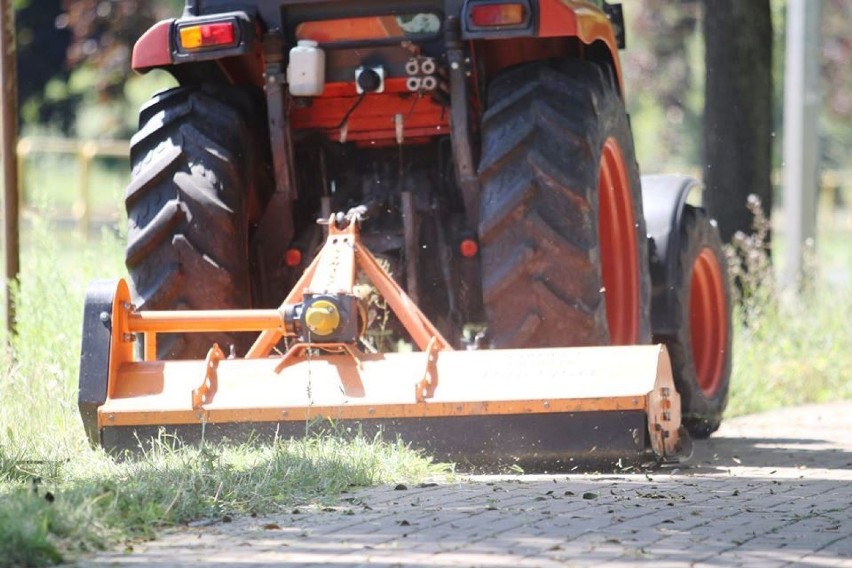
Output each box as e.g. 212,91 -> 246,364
477,60 -> 651,348
656,206 -> 732,438
125,85 -> 264,359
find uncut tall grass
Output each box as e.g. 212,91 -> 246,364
724,197 -> 852,415
728,290 -> 851,415
2,218 -> 126,459
0,219 -> 124,565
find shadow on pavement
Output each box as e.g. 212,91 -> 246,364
689,434 -> 852,472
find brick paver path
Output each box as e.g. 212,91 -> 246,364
80,403 -> 852,567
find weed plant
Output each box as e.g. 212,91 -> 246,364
724,195 -> 852,416
0,218 -> 449,567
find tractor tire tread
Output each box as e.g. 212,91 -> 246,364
125,85 -> 259,359
478,59 -> 650,348
655,206 -> 732,438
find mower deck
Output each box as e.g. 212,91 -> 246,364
80,220 -> 690,469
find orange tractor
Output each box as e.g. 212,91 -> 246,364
79,0 -> 731,467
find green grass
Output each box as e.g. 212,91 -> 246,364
0,218 -> 450,567
20,153 -> 127,221
727,289 -> 851,416
725,196 -> 852,416
0,434 -> 445,567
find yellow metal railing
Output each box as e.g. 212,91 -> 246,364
17,136 -> 130,232
15,136 -> 851,233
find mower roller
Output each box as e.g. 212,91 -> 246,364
79,0 -> 732,468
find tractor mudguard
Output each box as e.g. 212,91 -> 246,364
640,174 -> 704,337
461,0 -> 625,94
461,0 -> 618,46
132,19 -> 174,71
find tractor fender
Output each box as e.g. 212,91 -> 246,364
462,0 -> 624,93
536,0 -> 623,85
640,174 -> 705,337
132,19 -> 175,72
462,0 -> 618,46
537,0 -> 619,47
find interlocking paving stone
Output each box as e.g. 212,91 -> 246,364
72,403 -> 852,567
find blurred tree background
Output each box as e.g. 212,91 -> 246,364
11,0 -> 852,217
819,0 -> 852,174
623,0 -> 850,219
15,0 -> 181,138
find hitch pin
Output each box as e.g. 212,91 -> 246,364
192,343 -> 224,409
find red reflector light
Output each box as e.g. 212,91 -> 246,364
179,22 -> 237,50
284,248 -> 303,268
468,3 -> 526,28
459,238 -> 479,258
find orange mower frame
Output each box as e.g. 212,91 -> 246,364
79,217 -> 690,467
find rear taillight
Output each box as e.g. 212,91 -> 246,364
467,3 -> 527,28
178,21 -> 237,50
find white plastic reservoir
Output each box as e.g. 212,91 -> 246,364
287,40 -> 325,96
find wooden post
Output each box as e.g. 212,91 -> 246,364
0,0 -> 19,333
782,0 -> 822,287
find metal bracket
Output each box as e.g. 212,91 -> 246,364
263,32 -> 297,198
648,381 -> 685,460
446,17 -> 481,228
274,342 -> 364,373
248,217 -> 453,359
415,336 -> 440,402
193,343 -> 224,409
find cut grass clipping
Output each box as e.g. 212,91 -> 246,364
0,218 -> 449,567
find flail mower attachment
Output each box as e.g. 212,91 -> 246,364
79,215 -> 691,469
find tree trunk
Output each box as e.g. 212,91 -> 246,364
702,0 -> 773,243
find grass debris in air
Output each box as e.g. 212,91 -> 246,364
0,219 -> 449,567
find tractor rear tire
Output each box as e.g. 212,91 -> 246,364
125,85 -> 263,359
478,60 -> 651,348
656,206 -> 732,438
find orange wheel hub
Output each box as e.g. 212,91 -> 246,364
598,138 -> 640,345
689,248 -> 728,397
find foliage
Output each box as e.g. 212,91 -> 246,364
726,195 -> 776,318
59,0 -> 182,137
822,0 -> 852,120
0,434 -> 447,567
623,0 -> 704,169
820,0 -> 852,169
624,0 -> 852,174
724,196 -> 852,416
16,0 -> 181,137
14,0 -> 74,132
